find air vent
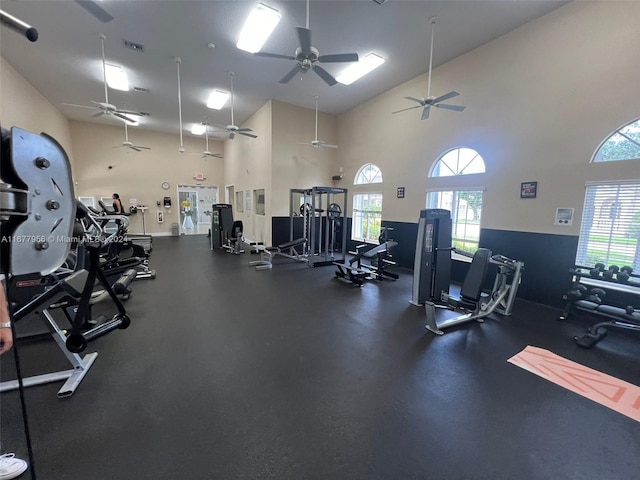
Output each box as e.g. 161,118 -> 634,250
133,86 -> 149,93
123,39 -> 144,52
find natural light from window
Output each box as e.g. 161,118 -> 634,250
593,118 -> 640,162
429,148 -> 485,254
431,147 -> 486,176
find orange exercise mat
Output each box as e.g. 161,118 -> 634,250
508,346 -> 640,422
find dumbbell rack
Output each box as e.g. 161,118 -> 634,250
559,265 -> 640,348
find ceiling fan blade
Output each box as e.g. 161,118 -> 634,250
432,91 -> 460,104
254,52 -> 296,61
297,27 -> 312,55
130,146 -> 142,152
403,96 -> 425,105
63,102 -> 97,110
133,146 -> 151,150
238,131 -> 258,139
313,66 -> 337,86
211,153 -> 223,158
91,111 -> 104,118
236,128 -> 253,133
116,109 -> 144,116
75,0 -> 114,23
421,106 -> 431,120
318,53 -> 359,63
113,112 -> 137,123
435,103 -> 466,112
392,105 -> 422,114
280,65 -> 304,84
212,124 -> 229,131
320,143 -> 338,149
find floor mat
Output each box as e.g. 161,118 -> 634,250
508,345 -> 640,422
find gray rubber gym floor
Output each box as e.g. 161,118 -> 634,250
1,235 -> 639,480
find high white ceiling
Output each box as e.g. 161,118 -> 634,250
1,0 -> 567,138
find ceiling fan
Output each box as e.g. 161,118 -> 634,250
75,0 -> 114,23
254,0 -> 358,86
63,34 -> 144,123
212,72 -> 257,140
392,17 -> 465,120
113,118 -> 150,152
193,122 -> 223,158
300,96 -> 337,149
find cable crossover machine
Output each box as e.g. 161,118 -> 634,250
250,186 -> 347,270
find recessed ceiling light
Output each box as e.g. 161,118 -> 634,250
236,3 -> 281,54
105,63 -> 129,91
207,89 -> 230,110
336,53 -> 385,85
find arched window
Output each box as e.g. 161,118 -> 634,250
352,163 -> 383,243
427,148 -> 485,253
430,147 -> 485,177
354,163 -> 383,184
576,119 -> 640,270
592,118 -> 640,163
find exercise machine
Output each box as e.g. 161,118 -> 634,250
288,187 -> 348,267
334,226 -> 399,285
0,126 -> 131,396
560,265 -> 640,348
210,203 -> 234,250
410,209 -> 524,334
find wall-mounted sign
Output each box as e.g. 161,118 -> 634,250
521,181 -> 537,198
397,187 -> 405,199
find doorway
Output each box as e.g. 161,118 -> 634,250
177,185 -> 218,235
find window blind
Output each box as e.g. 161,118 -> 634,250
576,182 -> 640,270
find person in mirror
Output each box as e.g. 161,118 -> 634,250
112,193 -> 124,214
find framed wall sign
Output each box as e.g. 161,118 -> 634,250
520,181 -> 537,198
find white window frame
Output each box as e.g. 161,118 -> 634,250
592,118 -> 640,163
426,188 -> 485,258
576,180 -> 640,271
352,192 -> 383,244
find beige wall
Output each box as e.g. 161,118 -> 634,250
271,100 -> 338,215
70,121 -> 224,235
337,1 -> 640,234
1,56 -> 74,167
224,100 -> 273,244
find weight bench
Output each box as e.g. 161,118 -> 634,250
249,238 -> 307,270
334,241 -> 399,286
571,300 -> 640,348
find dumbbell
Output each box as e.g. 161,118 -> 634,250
589,263 -> 605,278
587,288 -> 606,304
617,266 -> 633,283
602,265 -> 619,280
566,283 -> 588,301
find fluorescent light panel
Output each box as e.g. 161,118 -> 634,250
236,3 -> 281,53
336,53 -> 385,85
105,63 -> 129,91
207,90 -> 230,110
191,124 -> 206,135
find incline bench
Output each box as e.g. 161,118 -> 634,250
249,238 -> 307,270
